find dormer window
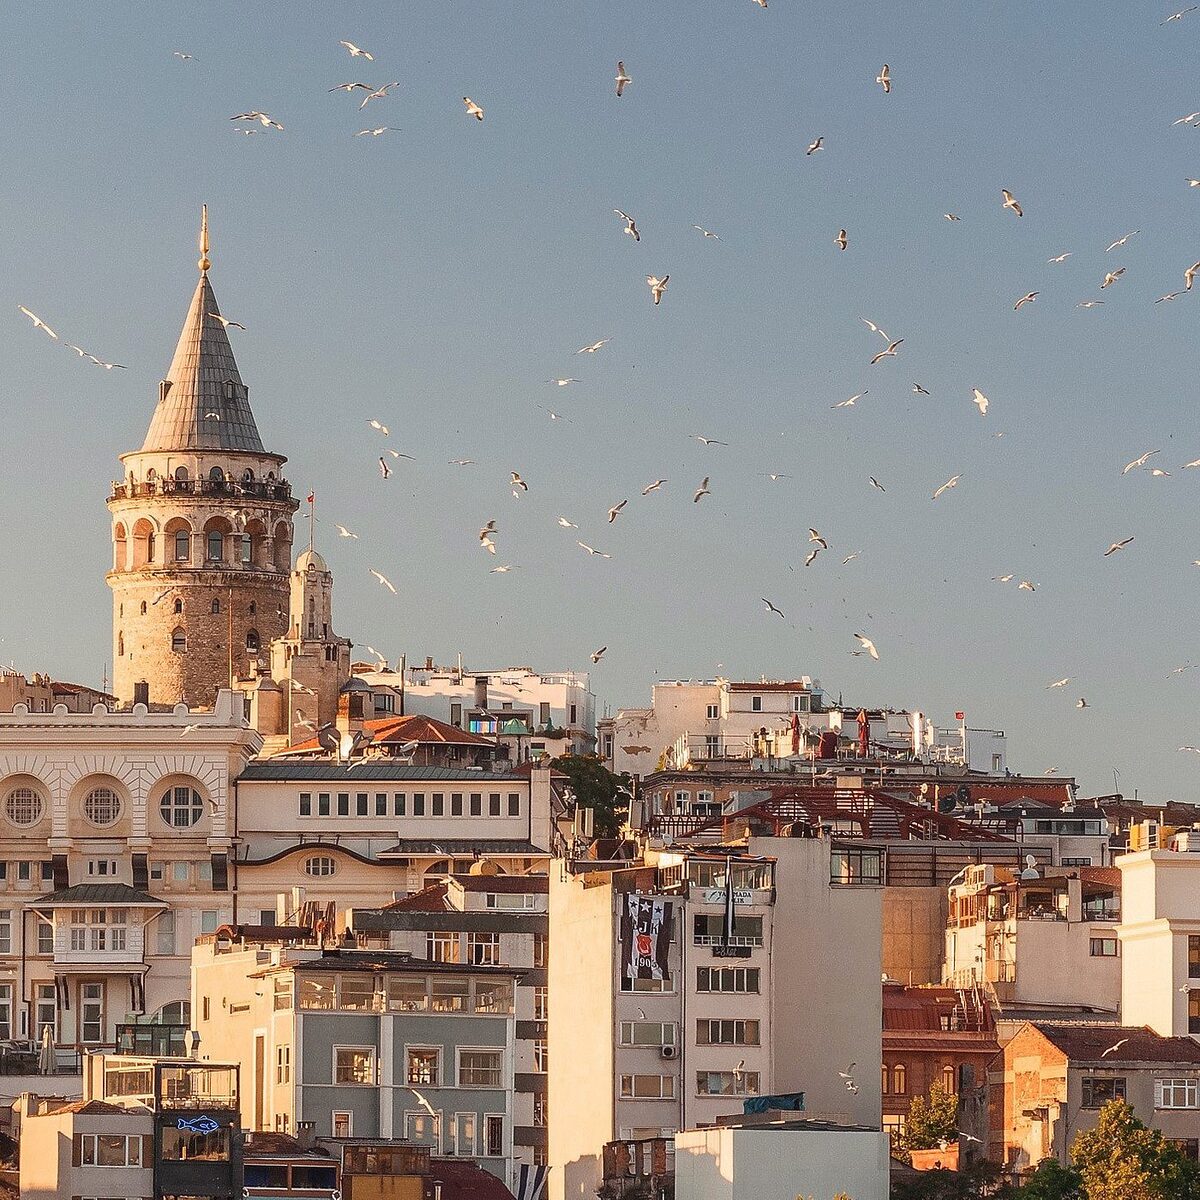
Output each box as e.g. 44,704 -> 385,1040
159,380 -> 172,402
223,379 -> 236,401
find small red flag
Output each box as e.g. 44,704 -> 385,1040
306,491 -> 315,504
955,711 -> 965,721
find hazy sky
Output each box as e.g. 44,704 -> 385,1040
2,2 -> 1199,801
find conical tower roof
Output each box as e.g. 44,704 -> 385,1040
140,240 -> 266,453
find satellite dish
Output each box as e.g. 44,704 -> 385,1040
1020,854 -> 1040,880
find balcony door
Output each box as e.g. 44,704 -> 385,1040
80,982 -> 104,1044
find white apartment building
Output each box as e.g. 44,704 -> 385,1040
351,662 -> 596,757
547,836 -> 882,1200
1117,826 -> 1200,1039
0,688 -> 257,1096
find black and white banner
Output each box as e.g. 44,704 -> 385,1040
620,894 -> 673,981
516,1163 -> 549,1200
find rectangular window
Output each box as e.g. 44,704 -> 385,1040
696,967 -> 760,993
751,696 -> 762,712
534,986 -> 548,1022
334,1046 -> 376,1085
620,1022 -> 676,1047
452,793 -> 464,816
459,1049 -> 503,1087
156,910 -> 176,956
33,983 -> 54,1042
332,1111 -> 352,1139
620,1075 -> 675,1100
337,793 -> 350,817
79,1132 -> 142,1166
1190,936 -> 1200,979
16,861 -> 30,882
407,1047 -> 440,1086
317,793 -> 330,817
0,910 -> 12,955
81,982 -> 103,1043
697,1071 -> 760,1096
1082,1077 -> 1127,1108
508,793 -> 520,816
1090,937 -> 1118,957
356,793 -> 368,817
173,861 -> 189,882
427,932 -> 459,963
467,932 -> 500,965
375,793 -> 388,816
620,976 -> 671,993
430,977 -> 469,1012
394,793 -> 406,816
533,933 -> 548,968
413,793 -> 426,816
485,1114 -> 505,1157
706,704 -> 719,719
470,794 -> 482,817
201,910 -> 219,934
298,792 -> 311,816
696,1018 -> 760,1045
489,794 -> 502,817
1157,1078 -> 1199,1109
406,1109 -> 441,1148
451,702 -> 462,726
539,702 -> 551,725
0,985 -> 12,1041
451,1111 -> 477,1156
534,1038 -> 548,1072
830,846 -> 884,885
692,913 -> 763,946
276,1044 -> 291,1084
36,919 -> 52,955
432,793 -> 445,816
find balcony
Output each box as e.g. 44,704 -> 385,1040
0,1043 -> 81,1075
109,477 -> 293,503
116,1023 -> 188,1057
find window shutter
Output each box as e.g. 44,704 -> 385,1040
71,1135 -> 81,1167
142,1132 -> 154,1165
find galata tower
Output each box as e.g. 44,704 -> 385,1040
107,208 -> 299,707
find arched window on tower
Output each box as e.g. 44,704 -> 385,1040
174,529 -> 190,562
239,534 -> 252,565
174,465 -> 189,482
248,601 -> 256,615
146,531 -> 156,563
171,628 -> 186,653
211,598 -> 221,615
113,523 -> 127,571
140,601 -> 147,615
209,466 -> 225,482
173,598 -> 182,615
207,530 -> 223,562
117,632 -> 124,657
246,629 -> 260,653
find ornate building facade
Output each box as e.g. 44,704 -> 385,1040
107,210 -> 298,709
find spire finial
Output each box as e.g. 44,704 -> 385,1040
198,204 -> 211,274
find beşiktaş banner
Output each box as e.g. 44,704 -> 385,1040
620,894 -> 673,980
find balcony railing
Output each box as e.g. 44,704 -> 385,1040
110,478 -> 293,503
116,1023 -> 188,1057
0,1044 -> 82,1075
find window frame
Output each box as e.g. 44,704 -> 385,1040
333,1044 -> 377,1086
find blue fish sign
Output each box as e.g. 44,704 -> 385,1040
177,1115 -> 220,1134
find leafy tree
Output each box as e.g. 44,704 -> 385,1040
1016,1158 -> 1082,1200
550,753 -> 630,838
903,1083 -> 961,1153
890,1160 -> 1015,1200
1070,1099 -> 1200,1200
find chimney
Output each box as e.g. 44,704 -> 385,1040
133,681 -> 149,707
425,656 -> 433,670
295,1121 -> 316,1150
474,675 -> 488,709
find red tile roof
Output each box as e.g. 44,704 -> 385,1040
383,883 -> 451,912
1031,1023 -> 1200,1065
290,713 -> 498,753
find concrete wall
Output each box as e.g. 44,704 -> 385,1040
883,886 -> 946,985
548,870 -> 616,1200
19,1108 -> 153,1200
673,1126 -> 889,1200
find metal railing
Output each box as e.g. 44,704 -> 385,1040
110,478 -> 293,502
0,1045 -> 82,1075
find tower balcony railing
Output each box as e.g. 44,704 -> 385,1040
110,478 -> 292,503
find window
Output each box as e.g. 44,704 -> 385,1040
489,793 -> 502,817
697,1071 -> 759,1096
79,1133 -> 142,1166
427,932 -> 459,963
1191,990 -> 1200,1036
533,932 -> 548,968
620,1022 -> 675,1047
173,861 -> 190,883
276,1044 -> 291,1084
15,861 -> 29,883
467,932 -> 500,965
161,1125 -> 231,1161
621,976 -> 671,993
942,1065 -> 956,1093
246,629 -> 260,653
693,913 -> 763,947
318,793 -> 330,816
431,793 -> 444,816
33,984 -> 54,1042
83,787 -> 122,826
696,967 -> 760,993
154,910 -> 177,955
0,911 -> 11,955
882,1064 -> 890,1094
334,1046 -> 376,1085
697,1018 -> 760,1045
357,793 -> 369,817
406,1110 -> 442,1149
706,703 -> 719,719
893,1064 -> 907,1095
393,794 -> 405,816
305,856 -> 336,878
451,702 -> 462,727
508,793 -> 520,816
1190,936 -> 1200,979
407,1047 -> 440,1086
534,986 -> 548,1021
337,793 -> 350,817
534,1038 -> 548,1072
201,910 -> 219,934
299,793 -> 311,817
830,846 -> 883,884
431,977 -> 469,1012
37,919 -> 52,954
751,696 -> 762,712
1158,1078 -> 1199,1109
1082,1077 -> 1126,1108
240,534 -> 252,565
451,793 -> 464,816
485,1114 -> 504,1157
375,793 -> 387,816
470,793 -> 482,817
5,787 -> 43,827
450,1112 -> 477,1156
160,785 -> 203,828
621,1075 -> 675,1099
412,793 -> 425,816
81,982 -> 103,1043
459,1049 -> 503,1087
332,1111 -> 352,1138
207,531 -> 223,561
0,985 -> 11,1041
1062,857 -> 1092,867
1090,937 -> 1118,957
173,528 -> 190,561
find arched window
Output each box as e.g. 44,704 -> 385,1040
154,1000 -> 190,1026
174,530 -> 190,562
117,631 -> 125,656
84,787 -> 122,827
246,629 -> 260,653
173,598 -> 182,615
893,1065 -> 907,1095
146,468 -> 156,483
113,524 -> 127,571
171,628 -> 186,653
881,1064 -> 889,1095
5,787 -> 44,827
211,598 -> 221,615
240,534 -> 252,565
248,601 -> 256,615
207,530 -> 223,561
146,531 -> 156,562
140,601 -> 147,615
241,468 -> 254,483
942,1065 -> 956,1094
209,466 -> 225,482
159,786 -> 203,829
174,465 -> 189,482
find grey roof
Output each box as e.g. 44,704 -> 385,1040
377,840 -> 544,856
239,762 -> 524,782
141,272 -> 265,453
34,883 -> 165,907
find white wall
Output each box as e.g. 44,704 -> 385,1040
674,1126 -> 889,1200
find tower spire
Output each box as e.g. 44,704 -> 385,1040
198,203 -> 210,274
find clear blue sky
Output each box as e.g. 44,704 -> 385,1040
1,1 -> 1198,801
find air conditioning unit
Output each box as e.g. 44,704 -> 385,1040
660,1044 -> 677,1060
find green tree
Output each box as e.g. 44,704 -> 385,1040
890,1160 -> 1015,1200
1070,1099 -> 1200,1200
903,1082 -> 961,1153
1016,1158 -> 1082,1200
550,753 -> 630,838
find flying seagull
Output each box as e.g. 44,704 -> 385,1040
340,40 -> 374,60
591,646 -> 607,663
208,313 -> 246,330
1014,292 -> 1038,310
1163,6 -> 1198,22
971,388 -> 989,415
230,111 -> 283,129
1002,189 -> 1023,217
932,474 -> 962,500
693,435 -> 728,446
367,419 -> 389,435
607,500 -> 628,523
1106,231 -> 1139,252
334,525 -> 358,539
360,82 -> 399,109
329,82 -> 373,93
913,383 -> 930,395
642,479 -> 667,494
692,225 -> 721,240
1100,267 -> 1126,289
835,229 -> 848,250
378,457 -> 391,479
1104,537 -> 1134,556
876,64 -> 891,93
1048,252 -> 1071,263
693,477 -> 711,503
870,339 -> 903,365
1046,678 -> 1071,689
17,307 -> 58,339
614,209 -> 640,241
369,568 -> 397,594
869,476 -> 886,492
577,541 -> 612,558
615,61 -> 631,96
1186,261 -> 1200,290
463,97 -> 484,121
1122,450 -> 1159,474
808,528 -> 829,549
806,136 -> 824,155
556,517 -> 578,528
576,338 -> 611,354
833,391 -> 867,408
647,275 -> 669,304
762,598 -> 785,618
510,471 -> 528,493
853,634 -> 879,661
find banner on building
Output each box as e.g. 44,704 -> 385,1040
516,1163 -> 549,1200
620,895 -> 673,981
